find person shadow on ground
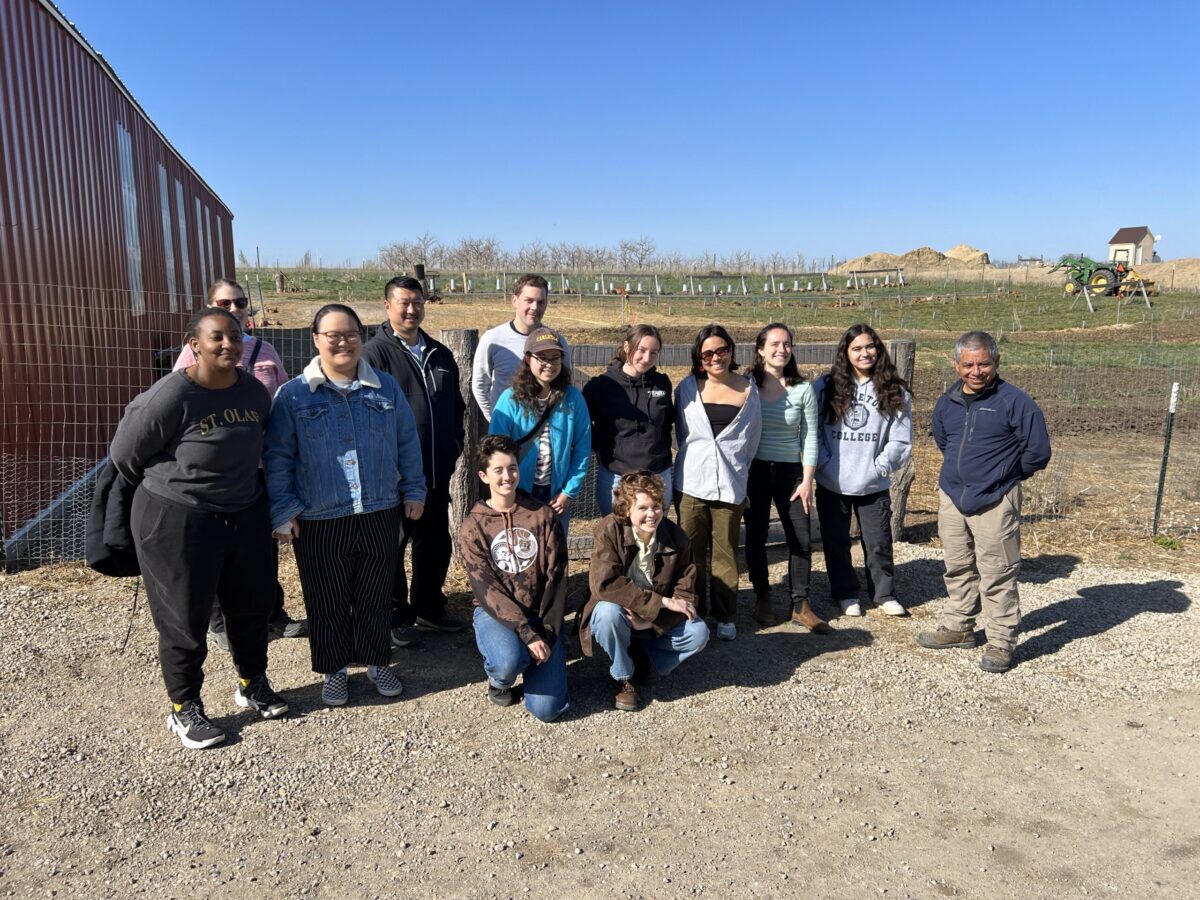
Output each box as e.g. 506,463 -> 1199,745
1017,579 -> 1190,665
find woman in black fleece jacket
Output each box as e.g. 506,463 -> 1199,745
582,324 -> 675,515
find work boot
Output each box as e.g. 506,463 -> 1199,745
916,626 -> 977,650
754,592 -> 779,628
979,645 -> 1013,673
790,599 -> 831,634
613,678 -> 639,712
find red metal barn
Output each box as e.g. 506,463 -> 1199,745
0,0 -> 235,567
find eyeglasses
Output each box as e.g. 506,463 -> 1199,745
700,346 -> 732,362
530,353 -> 563,366
213,297 -> 249,310
316,331 -> 362,345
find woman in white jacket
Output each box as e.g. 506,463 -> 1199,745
814,324 -> 912,618
675,325 -> 761,642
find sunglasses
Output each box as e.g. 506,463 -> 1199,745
700,345 -> 731,362
213,297 -> 249,310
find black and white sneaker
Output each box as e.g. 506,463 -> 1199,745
268,614 -> 308,640
367,665 -> 404,697
166,700 -> 225,749
234,674 -> 289,719
322,671 -> 349,707
207,627 -> 231,653
488,683 -> 516,707
390,625 -> 421,648
415,611 -> 467,633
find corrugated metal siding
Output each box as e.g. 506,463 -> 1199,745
0,0 -> 236,542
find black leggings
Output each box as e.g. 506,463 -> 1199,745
744,459 -> 812,602
132,489 -> 274,704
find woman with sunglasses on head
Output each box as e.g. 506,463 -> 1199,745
582,324 -> 675,515
488,326 -> 592,537
264,304 -> 426,706
744,323 -> 829,633
110,308 -> 288,749
174,278 -> 304,648
813,324 -> 912,618
674,324 -> 761,641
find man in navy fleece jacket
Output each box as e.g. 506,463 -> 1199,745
916,331 -> 1051,673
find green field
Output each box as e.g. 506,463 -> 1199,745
238,267 -> 1200,371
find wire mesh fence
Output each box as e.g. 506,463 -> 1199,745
3,283 -> 1198,570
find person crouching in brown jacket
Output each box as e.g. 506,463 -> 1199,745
460,436 -> 569,722
583,472 -> 710,711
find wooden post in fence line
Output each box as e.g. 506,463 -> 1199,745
442,328 -> 481,555
887,338 -> 917,541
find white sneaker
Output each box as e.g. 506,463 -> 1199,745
879,600 -> 907,617
839,599 -> 863,617
716,622 -> 737,641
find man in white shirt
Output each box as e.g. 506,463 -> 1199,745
470,274 -> 572,420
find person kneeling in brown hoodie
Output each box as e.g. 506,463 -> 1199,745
583,472 -> 710,711
459,436 -> 569,721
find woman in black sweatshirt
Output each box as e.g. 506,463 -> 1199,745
582,324 -> 675,515
109,308 -> 288,750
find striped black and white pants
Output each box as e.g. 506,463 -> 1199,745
292,506 -> 402,674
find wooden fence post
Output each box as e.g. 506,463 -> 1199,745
442,328 -> 481,554
887,339 -> 917,541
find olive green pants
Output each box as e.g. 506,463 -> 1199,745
677,493 -> 744,624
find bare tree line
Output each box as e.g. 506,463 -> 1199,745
374,234 -> 846,274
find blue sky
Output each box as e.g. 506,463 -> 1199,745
60,0 -> 1200,265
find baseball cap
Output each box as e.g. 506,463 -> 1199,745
524,327 -> 565,357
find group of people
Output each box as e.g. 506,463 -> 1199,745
106,273 -> 1051,748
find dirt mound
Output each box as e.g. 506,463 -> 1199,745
899,246 -> 948,268
833,251 -> 900,273
944,243 -> 991,266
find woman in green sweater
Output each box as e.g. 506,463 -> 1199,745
744,323 -> 829,633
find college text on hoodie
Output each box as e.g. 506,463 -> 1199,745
932,376 -> 1051,515
363,323 -> 466,491
581,514 -> 697,656
488,385 -> 593,499
673,374 -> 762,505
458,493 -> 567,646
582,364 -> 674,474
813,374 -> 913,496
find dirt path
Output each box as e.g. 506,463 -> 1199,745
1,547 -> 1197,897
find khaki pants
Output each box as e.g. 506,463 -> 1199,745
937,484 -> 1023,652
677,493 -> 744,624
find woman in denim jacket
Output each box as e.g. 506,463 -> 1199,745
265,304 -> 426,707
488,326 -> 592,537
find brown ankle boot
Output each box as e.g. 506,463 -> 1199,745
791,600 -> 831,634
754,593 -> 779,627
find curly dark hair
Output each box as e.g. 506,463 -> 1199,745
749,322 -> 804,388
822,324 -> 909,423
476,435 -> 519,472
690,323 -> 739,378
510,351 -> 571,412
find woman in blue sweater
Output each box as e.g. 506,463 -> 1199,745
814,324 -> 912,618
489,326 -> 592,536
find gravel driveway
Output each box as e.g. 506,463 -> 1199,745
1,545 -> 1197,897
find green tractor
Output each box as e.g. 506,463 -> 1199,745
1049,254 -> 1126,296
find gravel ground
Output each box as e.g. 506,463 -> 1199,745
1,544 -> 1197,898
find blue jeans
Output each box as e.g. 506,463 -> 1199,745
596,466 -> 674,517
530,483 -> 571,539
472,607 -> 569,722
588,600 -> 709,680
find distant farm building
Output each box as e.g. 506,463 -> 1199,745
1108,227 -> 1156,266
0,0 -> 235,567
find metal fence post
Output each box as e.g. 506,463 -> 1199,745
1151,382 -> 1180,535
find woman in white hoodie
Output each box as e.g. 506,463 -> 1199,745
674,325 -> 761,642
814,324 -> 912,618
